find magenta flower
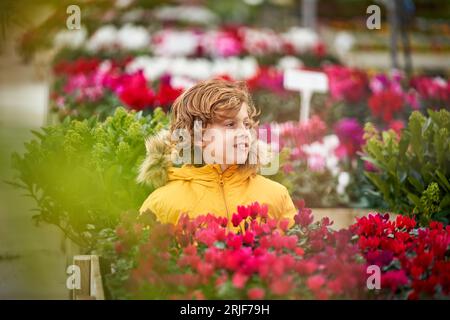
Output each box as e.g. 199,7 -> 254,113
334,118 -> 364,158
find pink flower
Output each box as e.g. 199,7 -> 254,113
243,231 -> 255,245
381,270 -> 409,292
324,65 -> 368,103
270,276 -> 293,296
279,219 -> 290,232
237,205 -> 250,220
334,118 -> 364,158
294,208 -> 314,228
388,120 -> 405,137
307,154 -> 326,171
307,275 -> 326,291
231,213 -> 243,228
232,272 -> 248,289
226,234 -> 243,250
196,262 -> 214,278
247,287 -> 265,300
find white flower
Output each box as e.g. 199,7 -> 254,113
237,57 -> 259,79
334,32 -> 355,56
303,134 -> 341,176
337,171 -> 350,194
54,27 -> 87,49
210,57 -> 258,80
126,56 -> 259,82
323,134 -> 340,151
282,27 -> 319,53
86,25 -> 117,52
152,30 -> 200,57
170,76 -> 197,89
117,24 -> 150,51
126,56 -> 167,80
241,27 -> 282,55
277,56 -> 303,70
182,58 -> 212,80
433,77 -> 447,87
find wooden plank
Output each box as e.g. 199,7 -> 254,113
73,255 -> 91,300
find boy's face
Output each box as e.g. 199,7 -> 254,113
201,103 -> 253,166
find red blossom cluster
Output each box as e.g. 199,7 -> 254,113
324,65 -> 369,104
118,202 -> 367,299
351,213 -> 450,299
368,90 -> 405,122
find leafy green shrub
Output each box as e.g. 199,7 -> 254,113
362,109 -> 450,225
9,107 -> 169,251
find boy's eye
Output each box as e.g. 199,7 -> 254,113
224,121 -> 251,128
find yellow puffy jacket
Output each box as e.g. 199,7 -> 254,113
137,130 -> 297,228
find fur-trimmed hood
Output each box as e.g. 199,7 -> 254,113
136,129 -> 274,189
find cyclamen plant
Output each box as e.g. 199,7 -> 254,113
99,202 -> 450,300
351,213 -> 450,299
101,202 -> 364,299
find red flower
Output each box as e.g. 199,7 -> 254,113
381,270 -> 409,292
306,275 -> 326,291
231,213 -> 243,228
243,231 -> 255,245
196,262 -> 214,278
155,77 -> 183,109
237,205 -> 250,220
279,218 -> 290,232
294,207 -> 314,228
368,89 -> 404,122
270,276 -> 293,296
324,65 -> 368,104
249,202 -> 260,219
117,71 -> 155,110
247,287 -> 265,300
226,234 -> 243,250
232,272 -> 248,289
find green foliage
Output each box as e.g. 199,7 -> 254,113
9,107 -> 169,251
362,109 -> 450,225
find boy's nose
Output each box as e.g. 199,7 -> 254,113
234,128 -> 250,141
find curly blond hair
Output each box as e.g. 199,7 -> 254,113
169,78 -> 263,169
170,79 -> 259,130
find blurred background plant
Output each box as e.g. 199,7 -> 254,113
8,107 -> 168,251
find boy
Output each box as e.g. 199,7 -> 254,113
138,79 -> 297,228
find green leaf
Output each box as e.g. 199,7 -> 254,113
435,170 -> 450,192
407,193 -> 421,208
439,194 -> 450,209
407,176 -> 424,193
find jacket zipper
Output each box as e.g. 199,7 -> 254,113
218,173 -> 230,220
